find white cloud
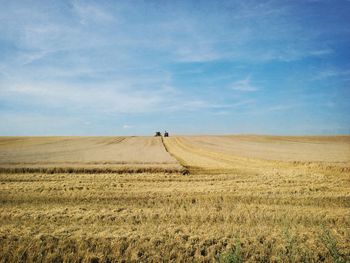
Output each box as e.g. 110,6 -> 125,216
266,104 -> 297,112
212,111 -> 230,116
312,69 -> 350,80
0,1 -> 348,135
1,82 -> 162,114
174,44 -> 222,63
122,124 -> 133,129
1,78 -> 246,115
0,112 -> 83,136
72,0 -> 116,25
231,77 -> 258,92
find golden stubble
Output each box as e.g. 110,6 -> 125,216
0,135 -> 349,262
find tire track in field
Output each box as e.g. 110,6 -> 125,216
164,137 -> 350,176
163,137 -> 256,174
103,137 -> 126,145
164,137 -> 249,173
166,137 -> 302,174
161,137 -> 189,174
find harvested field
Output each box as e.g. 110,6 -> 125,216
0,135 -> 349,262
179,135 -> 350,164
0,136 -> 183,173
163,136 -> 350,174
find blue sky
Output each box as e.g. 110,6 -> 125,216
0,0 -> 349,135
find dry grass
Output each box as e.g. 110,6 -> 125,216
0,135 -> 349,262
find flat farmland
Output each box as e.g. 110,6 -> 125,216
177,135 -> 350,163
0,135 -> 349,262
164,136 -> 350,174
0,136 -> 183,173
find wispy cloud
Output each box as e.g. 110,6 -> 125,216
72,0 -> 116,25
1,82 -> 163,114
122,124 -> 133,129
0,0 -> 349,135
265,104 -> 297,112
312,68 -> 350,80
1,79 -> 252,116
231,77 -> 259,92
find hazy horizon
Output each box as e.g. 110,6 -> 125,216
1,133 -> 350,137
1,0 -> 350,135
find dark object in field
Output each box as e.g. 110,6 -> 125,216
164,131 -> 169,137
155,132 -> 161,137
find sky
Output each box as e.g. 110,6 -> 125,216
0,0 -> 349,136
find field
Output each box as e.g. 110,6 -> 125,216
0,136 -> 183,173
0,135 -> 349,262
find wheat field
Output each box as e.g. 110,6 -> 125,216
0,135 -> 349,262
0,136 -> 183,174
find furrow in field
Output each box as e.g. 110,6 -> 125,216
0,136 -> 184,174
164,137 -> 278,174
164,137 -> 350,175
189,135 -> 350,165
